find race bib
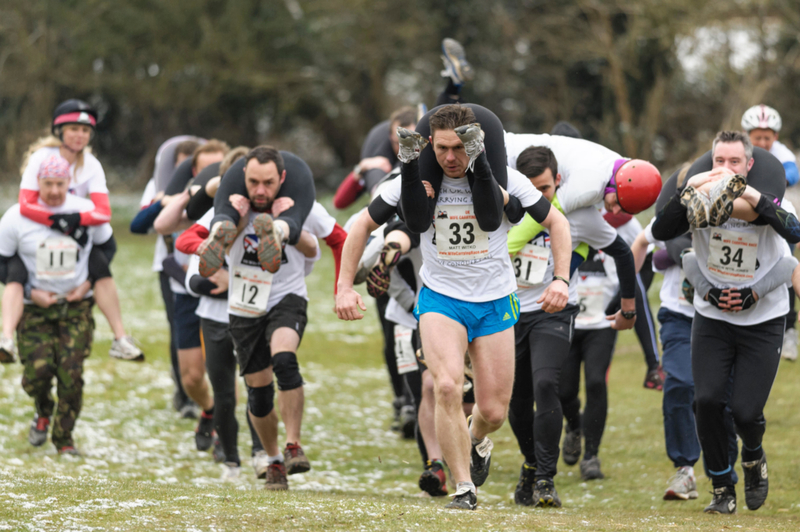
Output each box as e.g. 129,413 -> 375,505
435,204 -> 489,261
229,266 -> 273,316
394,325 -> 418,375
576,282 -> 605,326
514,244 -> 550,287
36,237 -> 78,280
707,229 -> 758,282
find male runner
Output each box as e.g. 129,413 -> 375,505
337,104 -> 573,510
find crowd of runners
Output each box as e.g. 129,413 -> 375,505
1,38 -> 799,515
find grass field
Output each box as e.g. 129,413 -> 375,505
1,197 -> 800,531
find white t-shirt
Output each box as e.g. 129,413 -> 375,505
643,218 -> 694,319
515,206 -> 617,313
378,167 -> 544,302
304,202 -> 337,239
504,132 -> 623,214
139,178 -> 170,273
692,218 -> 788,325
21,147 -> 108,199
574,249 -> 617,330
185,254 -> 229,324
770,140 -> 797,165
0,198 -> 113,302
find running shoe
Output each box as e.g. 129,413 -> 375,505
263,462 -> 289,490
109,336 -> 145,362
742,451 -> 769,510
283,442 -> 311,475
708,174 -> 747,227
366,242 -> 403,299
533,478 -> 562,508
644,366 -> 665,391
664,466 -> 698,500
514,462 -> 536,506
252,450 -> 270,479
390,397 -> 403,432
221,462 -> 241,482
444,485 -> 477,510
396,127 -> 429,163
419,460 -> 448,497
399,404 -> 416,440
704,486 -> 737,514
562,426 -> 581,466
28,415 -> 49,447
679,186 -> 711,229
468,417 -> 493,487
212,435 -> 225,463
441,38 -> 474,86
0,336 -> 16,364
195,412 -> 215,451
58,446 -> 82,457
782,328 -> 798,361
454,123 -> 485,173
179,399 -> 200,420
198,220 -> 237,277
580,455 -> 605,480
253,213 -> 285,274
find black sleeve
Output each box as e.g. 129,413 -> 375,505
367,196 -> 398,226
212,157 -> 248,227
652,190 -> 690,242
189,274 -> 227,299
753,194 -> 800,244
186,188 -> 215,221
600,235 -> 636,299
466,153 -> 505,232
384,218 -> 420,250
164,158 -> 196,196
162,255 -> 187,287
523,196 -> 552,224
504,195 -> 524,224
273,152 -> 315,245
399,160 -> 436,233
665,234 -> 693,266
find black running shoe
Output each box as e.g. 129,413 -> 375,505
562,426 -> 581,466
195,412 -> 215,451
444,487 -> 477,510
742,452 -> 768,511
419,460 -> 448,497
534,478 -> 562,508
704,485 -> 737,514
28,415 -> 49,447
469,436 -> 493,487
514,462 -> 536,506
580,455 -> 605,480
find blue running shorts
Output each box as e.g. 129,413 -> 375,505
414,286 -> 519,342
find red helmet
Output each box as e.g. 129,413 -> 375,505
614,159 -> 662,214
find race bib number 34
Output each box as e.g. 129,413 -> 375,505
707,229 -> 758,281
515,244 -> 550,287
435,204 -> 489,261
229,266 -> 273,316
36,237 -> 78,280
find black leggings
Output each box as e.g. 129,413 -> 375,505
401,104 -> 508,234
692,313 -> 783,488
211,152 -> 315,245
159,271 -> 186,403
201,318 -> 262,464
376,294 -> 404,400
559,327 -> 617,460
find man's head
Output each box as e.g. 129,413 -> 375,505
388,106 -> 418,156
192,140 -> 229,176
741,104 -> 782,151
712,131 -> 754,176
37,155 -> 72,207
516,146 -> 561,201
429,105 -> 477,178
174,140 -> 201,167
243,146 -> 286,212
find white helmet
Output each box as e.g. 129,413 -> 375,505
741,104 -> 782,133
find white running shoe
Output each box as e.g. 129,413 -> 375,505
782,328 -> 798,361
0,336 -> 17,364
252,450 -> 270,479
664,466 -> 698,500
109,336 -> 145,362
221,462 -> 241,482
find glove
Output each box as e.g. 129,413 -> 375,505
71,226 -> 90,247
49,213 -> 82,235
706,288 -> 724,309
737,288 -> 757,310
681,277 -> 695,303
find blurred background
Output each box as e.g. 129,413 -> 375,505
2,0 -> 800,192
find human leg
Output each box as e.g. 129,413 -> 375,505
579,327 -> 616,479
18,305 -> 58,445
202,318 -> 240,465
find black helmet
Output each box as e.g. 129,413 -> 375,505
549,121 -> 582,139
52,99 -> 98,137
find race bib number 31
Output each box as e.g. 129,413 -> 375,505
36,237 -> 78,280
435,204 -> 489,261
515,244 -> 550,287
707,229 -> 758,281
229,266 -> 273,316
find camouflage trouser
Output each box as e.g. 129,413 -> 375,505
17,298 -> 94,449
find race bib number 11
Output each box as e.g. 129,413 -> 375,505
36,237 -> 78,280
435,204 -> 489,261
229,266 -> 273,316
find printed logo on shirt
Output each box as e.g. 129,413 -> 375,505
241,234 -> 260,267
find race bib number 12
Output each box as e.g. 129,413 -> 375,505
36,237 -> 78,280
435,204 -> 489,261
229,266 -> 273,316
515,244 -> 550,287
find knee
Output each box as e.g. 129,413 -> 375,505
730,403 -> 763,428
434,377 -> 463,404
479,404 -> 508,427
584,378 -> 607,400
694,392 -> 724,415
533,373 -> 558,402
248,382 -> 275,418
180,366 -> 205,389
272,351 -> 303,391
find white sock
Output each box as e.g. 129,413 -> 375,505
267,454 -> 284,464
456,481 -> 476,494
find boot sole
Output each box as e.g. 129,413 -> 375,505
198,221 -> 237,277
708,175 -> 747,226
680,187 -> 709,229
367,243 -> 403,298
253,215 -> 282,274
419,471 -> 448,497
664,489 -> 698,501
286,459 -> 311,475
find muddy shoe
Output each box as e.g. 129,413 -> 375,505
680,186 -> 711,229
253,214 -> 285,274
366,242 -> 403,298
263,462 -> 289,490
708,174 -> 747,226
198,220 -> 237,277
283,442 -> 311,475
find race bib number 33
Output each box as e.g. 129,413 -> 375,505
707,229 -> 758,281
36,237 -> 78,280
229,266 -> 273,316
435,204 -> 489,261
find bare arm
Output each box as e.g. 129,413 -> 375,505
335,209 -> 380,321
294,230 -> 319,259
154,190 -> 191,235
537,205 -> 572,313
630,230 -> 650,274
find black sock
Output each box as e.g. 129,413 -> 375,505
742,446 -> 763,463
202,406 -> 215,418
